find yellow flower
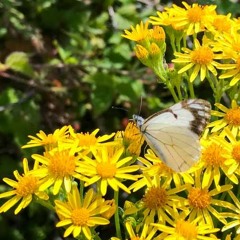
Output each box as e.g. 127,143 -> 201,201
100,199 -> 116,219
149,9 -> 180,29
55,186 -> 110,239
31,147 -> 85,195
78,147 -> 139,196
134,44 -> 149,62
183,168 -> 235,227
221,190 -> 240,234
153,210 -> 220,239
173,38 -> 220,82
69,127 -> 115,152
218,54 -> 240,86
122,21 -> 150,42
22,125 -> 70,151
149,26 -> 166,43
160,2 -> 217,35
114,122 -> 144,156
213,31 -> 240,57
206,14 -> 234,36
127,175 -> 187,225
207,100 -> 240,137
215,127 -> 240,176
175,2 -> 216,35
125,221 -> 159,240
0,158 -> 49,214
200,135 -> 238,186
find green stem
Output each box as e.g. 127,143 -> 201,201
80,180 -> 84,201
35,198 -> 55,212
188,80 -> 195,99
166,81 -> 179,102
114,190 -> 122,239
176,83 -> 182,100
206,75 -> 217,101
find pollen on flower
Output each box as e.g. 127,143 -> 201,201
16,175 -> 38,197
224,108 -> 240,126
71,208 -> 90,226
48,151 -> 76,178
97,162 -> 116,178
190,46 -> 214,65
232,144 -> 240,162
143,187 -> 167,209
201,143 -> 226,167
176,219 -> 198,239
188,187 -> 211,209
187,5 -> 203,23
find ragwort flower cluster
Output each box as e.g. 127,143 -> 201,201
1,1 -> 240,240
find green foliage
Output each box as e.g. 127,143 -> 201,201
5,52 -> 34,77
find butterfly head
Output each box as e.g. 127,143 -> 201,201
133,114 -> 145,127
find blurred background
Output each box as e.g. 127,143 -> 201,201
0,0 -> 239,239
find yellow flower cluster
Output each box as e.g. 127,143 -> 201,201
0,124 -> 143,239
1,1 -> 240,240
119,1 -> 240,239
123,1 -> 240,103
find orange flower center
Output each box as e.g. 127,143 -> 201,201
48,151 -> 76,178
201,143 -> 226,167
188,187 -> 211,209
16,175 -> 38,197
71,208 -> 90,226
97,162 -> 116,178
224,108 -> 240,126
143,186 -> 167,209
176,220 -> 198,239
187,5 -> 203,23
232,144 -> 240,162
191,46 -> 214,65
213,17 -> 231,33
77,133 -> 97,147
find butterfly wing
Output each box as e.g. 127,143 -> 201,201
139,99 -> 211,172
142,124 -> 200,172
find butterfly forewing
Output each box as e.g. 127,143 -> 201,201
134,99 -> 211,172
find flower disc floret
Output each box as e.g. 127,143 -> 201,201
143,187 -> 167,209
188,188 -> 211,209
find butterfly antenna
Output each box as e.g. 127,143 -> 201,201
138,95 -> 143,116
111,106 -> 129,112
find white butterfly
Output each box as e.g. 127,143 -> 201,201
133,99 -> 211,172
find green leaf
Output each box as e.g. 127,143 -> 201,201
5,51 -> 34,77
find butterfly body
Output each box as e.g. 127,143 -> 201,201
133,99 -> 211,172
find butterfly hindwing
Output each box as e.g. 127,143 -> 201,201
143,124 -> 200,171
